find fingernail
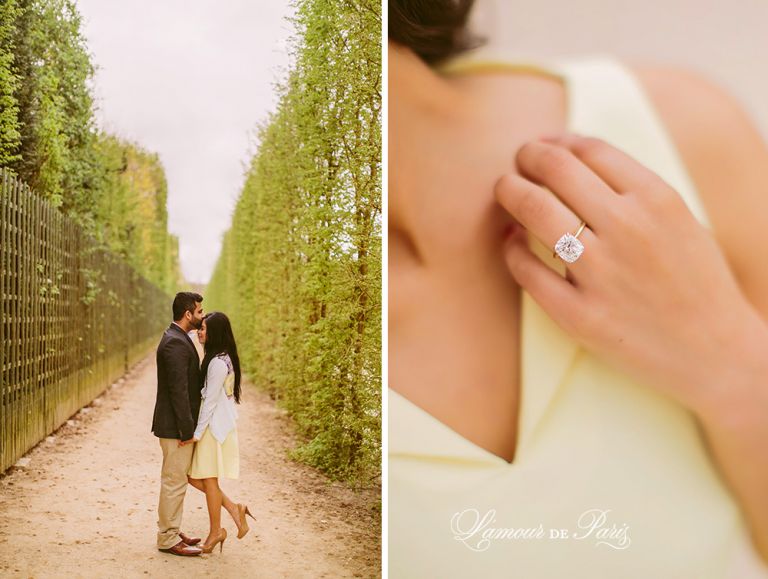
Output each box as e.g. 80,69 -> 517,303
539,134 -> 564,143
503,223 -> 526,248
540,132 -> 583,143
502,221 -> 520,240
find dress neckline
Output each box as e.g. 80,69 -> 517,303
388,54 -> 583,468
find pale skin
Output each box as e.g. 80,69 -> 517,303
186,318 -> 244,548
389,41 -> 768,562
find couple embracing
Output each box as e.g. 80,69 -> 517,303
151,291 -> 255,556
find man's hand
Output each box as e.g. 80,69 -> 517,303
178,438 -> 195,447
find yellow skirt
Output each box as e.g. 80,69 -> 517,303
187,426 -> 239,480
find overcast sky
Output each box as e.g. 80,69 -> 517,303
77,0 -> 295,284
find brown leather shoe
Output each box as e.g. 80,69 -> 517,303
158,539 -> 202,556
179,531 -> 201,546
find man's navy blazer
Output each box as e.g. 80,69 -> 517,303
151,323 -> 203,441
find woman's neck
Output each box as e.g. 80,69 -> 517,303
388,40 -> 568,250
389,43 -> 497,211
389,42 -> 566,181
388,42 -> 474,125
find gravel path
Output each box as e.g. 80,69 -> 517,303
0,352 -> 380,578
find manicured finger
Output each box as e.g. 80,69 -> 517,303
494,173 -> 597,267
504,234 -> 582,329
541,134 -> 669,196
515,140 -> 618,233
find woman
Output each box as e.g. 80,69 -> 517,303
389,1 -> 768,577
187,311 -> 256,554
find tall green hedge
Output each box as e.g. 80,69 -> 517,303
0,1 -> 21,167
0,0 -> 183,291
206,0 -> 381,485
6,0 -> 98,221
93,135 -> 184,293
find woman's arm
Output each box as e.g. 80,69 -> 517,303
193,358 -> 228,441
631,65 -> 768,315
694,318 -> 768,560
636,65 -> 768,559
494,123 -> 768,561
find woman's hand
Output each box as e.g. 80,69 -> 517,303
494,133 -> 768,419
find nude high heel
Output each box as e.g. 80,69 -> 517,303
236,503 -> 256,539
201,528 -> 227,554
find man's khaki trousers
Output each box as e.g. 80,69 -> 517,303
157,437 -> 194,549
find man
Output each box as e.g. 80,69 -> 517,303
151,292 -> 205,556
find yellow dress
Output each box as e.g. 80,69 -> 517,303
188,425 -> 239,480
388,52 -> 768,579
188,365 -> 240,480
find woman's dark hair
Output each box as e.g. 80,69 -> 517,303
388,0 -> 480,65
200,312 -> 242,404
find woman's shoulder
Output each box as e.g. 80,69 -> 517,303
210,353 -> 233,371
628,62 -> 768,316
207,354 -> 230,371
627,63 -> 754,147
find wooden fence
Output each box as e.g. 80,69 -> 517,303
0,169 -> 171,472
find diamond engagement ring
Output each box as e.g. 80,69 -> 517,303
553,220 -> 587,263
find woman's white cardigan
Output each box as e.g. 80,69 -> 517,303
193,354 -> 238,443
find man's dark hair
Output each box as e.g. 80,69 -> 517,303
388,0 -> 480,65
172,292 -> 203,321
